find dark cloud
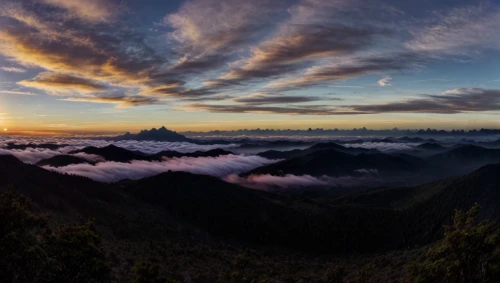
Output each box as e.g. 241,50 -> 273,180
209,0 -> 399,87
63,95 -> 160,108
167,55 -> 229,74
233,93 -> 324,105
140,85 -> 216,98
18,72 -> 107,93
349,88 -> 500,114
182,95 -> 234,102
164,0 -> 285,74
184,88 -> 500,115
268,53 -> 422,91
0,2 -> 181,103
182,103 -> 361,115
1,0 -> 498,112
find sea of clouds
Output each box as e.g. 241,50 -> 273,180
0,136 -> 238,154
224,173 -> 382,190
343,142 -> 419,151
43,155 -> 278,183
0,136 -> 421,189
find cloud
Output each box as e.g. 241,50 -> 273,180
224,173 -> 330,190
0,90 -> 36,95
0,138 -> 238,155
207,0 -> 397,87
18,72 -> 107,93
224,172 -> 382,190
181,103 -> 361,115
233,93 -> 324,105
0,0 -> 497,113
139,84 -> 216,98
0,146 -> 77,164
406,3 -> 500,54
267,53 -> 421,91
0,2 -> 172,102
377,76 -> 392,86
71,152 -> 105,163
182,95 -> 235,102
164,0 -> 282,74
179,87 -> 500,116
348,88 -> 500,114
40,0 -> 120,23
354,168 -> 379,174
1,66 -> 26,73
62,96 -> 160,108
43,155 -> 279,182
344,142 -> 418,151
100,140 -> 238,154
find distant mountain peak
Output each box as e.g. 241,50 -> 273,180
111,126 -> 190,142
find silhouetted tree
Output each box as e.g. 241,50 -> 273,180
131,258 -> 179,283
45,219 -> 111,282
0,190 -> 111,283
406,203 -> 500,283
323,264 -> 349,283
0,190 -> 51,282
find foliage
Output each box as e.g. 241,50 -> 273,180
406,203 -> 500,283
323,264 -> 348,283
131,258 -> 179,283
45,219 -> 111,282
0,190 -> 111,283
0,190 -> 51,282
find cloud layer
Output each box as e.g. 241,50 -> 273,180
224,173 -> 382,190
44,155 -> 278,182
0,137 -> 238,154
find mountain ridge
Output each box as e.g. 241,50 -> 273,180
111,126 -> 190,142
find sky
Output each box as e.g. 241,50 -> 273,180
1,0 -> 500,135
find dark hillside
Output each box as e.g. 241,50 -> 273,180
69,144 -> 151,162
251,149 -> 426,177
428,145 -> 500,174
1,154 -> 499,254
36,155 -> 90,167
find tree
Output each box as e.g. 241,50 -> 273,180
406,203 -> 500,283
0,190 -> 111,283
131,258 -> 179,283
323,264 -> 349,283
0,190 -> 51,283
45,219 -> 111,283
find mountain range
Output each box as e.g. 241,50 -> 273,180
1,153 -> 500,254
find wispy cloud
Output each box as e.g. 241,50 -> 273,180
233,93 -> 325,105
224,173 -> 382,190
207,0 -> 396,88
164,0 -> 283,74
0,0 -> 499,117
0,90 -> 36,95
266,53 -> 421,91
0,2 -> 170,104
406,3 -> 500,54
347,88 -> 500,114
18,72 -> 107,94
184,88 -> 500,115
377,76 -> 392,87
61,96 -> 161,108
40,0 -> 121,23
0,66 -> 26,73
180,103 -> 358,115
43,155 -> 278,182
